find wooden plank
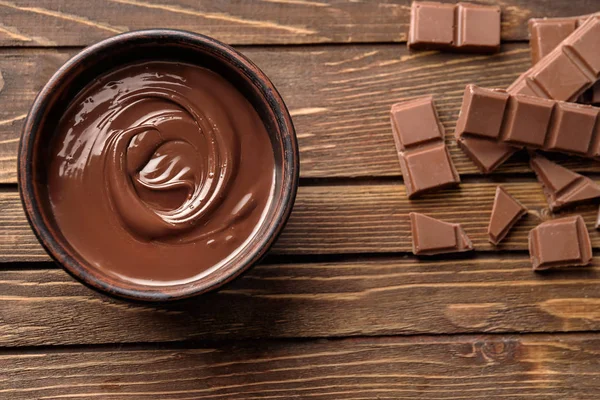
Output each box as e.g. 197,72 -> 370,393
3,334 -> 600,399
2,257 -> 600,346
1,45 -> 599,182
2,181 -> 600,261
0,0 -> 597,46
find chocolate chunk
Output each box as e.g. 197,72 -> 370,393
410,212 -> 473,255
580,82 -> 600,104
502,95 -> 554,147
454,85 -> 517,173
530,153 -> 600,211
528,15 -> 593,64
510,15 -> 600,101
529,215 -> 592,270
390,96 -> 460,198
455,85 -> 600,160
488,186 -> 527,245
528,15 -> 600,104
457,16 -> 600,173
408,1 -> 500,53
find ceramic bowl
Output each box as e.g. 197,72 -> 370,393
18,29 -> 299,302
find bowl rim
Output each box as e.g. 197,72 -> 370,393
18,29 -> 299,302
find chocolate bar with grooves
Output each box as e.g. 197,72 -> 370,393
509,15 -> 600,101
528,14 -> 600,104
456,85 -> 600,160
408,1 -> 500,53
457,16 -> 600,173
390,96 -> 460,198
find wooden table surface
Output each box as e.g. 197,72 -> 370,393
3,1 -> 600,399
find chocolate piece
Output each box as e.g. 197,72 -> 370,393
454,85 -> 518,173
455,85 -> 600,160
530,153 -> 600,211
408,1 -> 500,53
458,16 -> 600,172
488,186 -> 527,245
528,215 -> 592,270
529,15 -> 600,104
390,96 -> 460,198
47,61 -> 276,284
528,16 -> 591,64
456,136 -> 517,174
410,212 -> 473,255
509,15 -> 600,101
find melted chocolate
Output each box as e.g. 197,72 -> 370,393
47,61 -> 275,285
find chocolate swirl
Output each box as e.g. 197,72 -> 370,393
102,87 -> 238,240
49,61 -> 275,283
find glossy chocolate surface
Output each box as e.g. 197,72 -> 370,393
47,61 -> 275,285
410,212 -> 473,255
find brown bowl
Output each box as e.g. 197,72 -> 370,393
18,30 -> 299,302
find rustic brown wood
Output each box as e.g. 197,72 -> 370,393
2,1 -> 600,398
0,0 -> 597,46
3,256 -> 600,346
2,182 -> 599,261
1,45 -> 599,183
3,333 -> 600,399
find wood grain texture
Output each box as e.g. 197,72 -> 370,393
4,333 -> 600,399
0,0 -> 597,46
2,257 -> 600,346
2,181 -> 600,261
1,45 -> 599,183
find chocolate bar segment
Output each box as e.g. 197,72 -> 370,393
410,212 -> 473,255
509,15 -> 600,101
457,16 -> 600,172
547,102 -> 598,154
408,1 -> 500,53
455,87 -> 509,138
454,85 -> 518,173
488,186 -> 527,245
456,136 -> 517,174
530,153 -> 600,211
530,18 -> 579,65
529,15 -> 600,104
455,85 -> 600,160
528,15 -> 591,64
529,215 -> 592,270
501,94 -> 554,147
390,96 -> 460,198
